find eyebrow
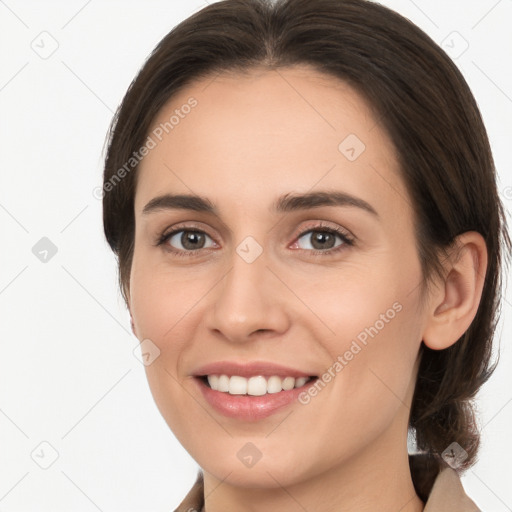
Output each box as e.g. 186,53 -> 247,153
142,190 -> 379,217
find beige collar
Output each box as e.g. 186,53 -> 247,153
424,466 -> 480,511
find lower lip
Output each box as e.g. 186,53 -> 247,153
195,377 -> 316,421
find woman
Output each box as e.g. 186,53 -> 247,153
101,0 -> 510,509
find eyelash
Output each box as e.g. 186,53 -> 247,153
155,222 -> 355,258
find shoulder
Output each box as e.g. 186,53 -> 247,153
424,465 -> 481,511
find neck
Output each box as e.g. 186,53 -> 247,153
202,426 -> 424,512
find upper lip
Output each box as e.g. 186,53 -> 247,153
192,360 -> 316,378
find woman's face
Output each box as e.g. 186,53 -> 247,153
129,65 -> 428,488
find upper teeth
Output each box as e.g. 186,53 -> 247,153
206,375 -> 311,395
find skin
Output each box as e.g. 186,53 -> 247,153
128,65 -> 487,512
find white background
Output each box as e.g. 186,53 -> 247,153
1,0 -> 511,510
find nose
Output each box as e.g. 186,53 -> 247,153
206,245 -> 290,344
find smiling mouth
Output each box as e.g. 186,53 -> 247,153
199,374 -> 317,396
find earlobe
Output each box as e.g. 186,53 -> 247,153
422,231 -> 488,351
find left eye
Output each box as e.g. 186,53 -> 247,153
295,228 -> 348,251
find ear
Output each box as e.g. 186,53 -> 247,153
124,284 -> 138,338
130,315 -> 137,337
127,302 -> 138,338
422,231 -> 488,350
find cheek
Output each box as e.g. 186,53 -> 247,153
287,289 -> 423,480
302,257 -> 424,422
333,301 -> 421,402
129,253 -> 206,345
128,257 -> 207,441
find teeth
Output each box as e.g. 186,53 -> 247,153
295,377 -> 308,388
267,376 -> 282,394
206,374 -> 312,395
247,376 -> 267,396
282,376 -> 295,391
218,375 -> 230,392
229,376 -> 247,395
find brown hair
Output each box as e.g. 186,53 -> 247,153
102,0 -> 510,499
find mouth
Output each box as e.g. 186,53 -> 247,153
191,361 -> 320,420
193,366 -> 319,421
199,374 -> 317,396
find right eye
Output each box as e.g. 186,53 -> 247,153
158,228 -> 217,255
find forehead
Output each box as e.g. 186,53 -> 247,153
134,65 -> 408,221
